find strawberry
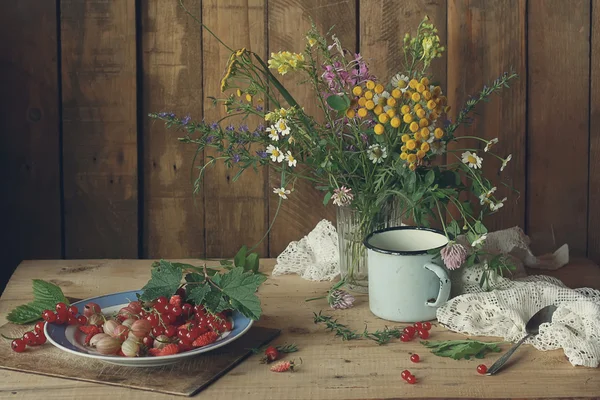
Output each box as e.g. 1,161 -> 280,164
192,331 -> 219,348
78,325 -> 99,334
158,343 -> 179,356
270,360 -> 295,372
84,330 -> 99,345
148,347 -> 162,357
169,295 -> 182,307
177,343 -> 194,353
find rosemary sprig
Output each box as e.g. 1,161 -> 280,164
250,342 -> 299,354
362,326 -> 402,345
313,311 -> 361,341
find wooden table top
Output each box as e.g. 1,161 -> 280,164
1,258 -> 599,399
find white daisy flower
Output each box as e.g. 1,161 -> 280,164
266,144 -> 284,163
266,125 -> 279,141
430,140 -> 446,155
490,197 -> 507,212
275,118 -> 290,136
471,234 -> 487,247
373,91 -> 390,107
273,187 -> 290,199
285,151 -> 297,167
501,154 -> 512,171
367,144 -> 387,164
484,138 -> 498,152
461,151 -> 482,169
391,73 -> 410,91
479,187 -> 497,205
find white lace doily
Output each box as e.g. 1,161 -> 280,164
272,220 -> 339,281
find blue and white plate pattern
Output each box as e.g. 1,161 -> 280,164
44,290 -> 253,367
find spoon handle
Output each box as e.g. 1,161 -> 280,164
486,334 -> 531,376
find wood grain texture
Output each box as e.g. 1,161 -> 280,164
527,0 -> 590,256
202,0 -> 268,258
1,259 -> 599,399
447,0 -> 526,233
588,2 -> 600,262
0,1 -> 61,271
267,0 -> 355,256
60,0 -> 138,258
141,0 -> 205,258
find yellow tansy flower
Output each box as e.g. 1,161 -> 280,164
401,105 -> 411,114
401,134 -> 410,143
401,145 -> 407,152
420,77 -> 430,86
374,105 -> 383,115
427,100 -> 437,110
374,123 -> 385,135
419,118 -> 429,127
391,117 -> 401,128
414,104 -> 422,111
416,83 -> 426,93
420,128 -> 430,139
421,142 -> 430,152
416,108 -> 426,119
434,128 -> 444,139
409,163 -> 417,171
406,139 -> 417,150
410,122 -> 419,132
430,111 -> 439,120
411,92 -> 421,102
366,80 -> 375,90
386,109 -> 396,118
400,152 -> 408,160
374,84 -> 384,94
417,150 -> 426,159
409,79 -> 419,89
413,131 -> 421,140
346,109 -> 356,118
365,100 -> 375,110
423,90 -> 432,100
358,97 -> 367,107
407,153 -> 417,163
386,97 -> 396,107
357,108 -> 368,118
392,89 -> 402,99
364,90 -> 374,100
379,113 -> 389,123
403,114 -> 413,123
352,86 -> 363,96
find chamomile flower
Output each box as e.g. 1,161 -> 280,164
430,140 -> 446,155
490,197 -> 507,211
391,73 -> 410,91
471,234 -> 487,247
373,91 -> 390,108
501,154 -> 512,171
461,151 -> 482,169
368,144 -> 387,164
484,138 -> 498,152
266,125 -> 279,141
285,151 -> 297,167
273,187 -> 290,199
266,144 -> 284,163
479,187 -> 497,205
275,119 -> 290,136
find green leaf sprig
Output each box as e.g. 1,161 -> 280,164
7,280 -> 69,324
313,311 -> 362,341
420,339 -> 503,360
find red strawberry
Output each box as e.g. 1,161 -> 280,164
177,343 -> 194,353
270,360 -> 295,372
158,343 -> 179,356
84,331 -> 100,345
169,295 -> 182,307
148,347 -> 162,357
78,325 -> 99,334
192,331 -> 219,348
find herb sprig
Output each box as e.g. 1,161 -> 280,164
420,339 -> 503,360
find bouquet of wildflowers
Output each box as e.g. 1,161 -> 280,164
150,9 -> 517,287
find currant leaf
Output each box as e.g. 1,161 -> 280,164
139,260 -> 183,302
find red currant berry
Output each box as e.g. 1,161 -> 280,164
403,326 -> 416,338
422,321 -> 432,331
177,329 -> 188,340
77,315 -> 88,325
34,321 -> 45,334
165,313 -> 177,324
152,326 -> 165,337
11,338 -> 26,353
413,322 -> 423,330
477,364 -> 488,374
42,310 -> 57,323
417,329 -> 429,339
35,333 -> 46,345
400,334 -> 411,342
401,370 -> 411,380
192,326 -> 208,338
171,305 -> 182,316
154,303 -> 168,314
142,336 -> 154,347
67,305 -> 79,316
164,325 -> 177,338
146,314 -> 159,328
156,296 -> 168,306
410,354 -> 420,363
67,315 -> 78,325
184,330 -> 196,343
182,303 -> 192,316
55,302 -> 68,313
406,374 -> 417,384
23,331 -> 37,346
193,304 -> 205,315
55,311 -> 68,325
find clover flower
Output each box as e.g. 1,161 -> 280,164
441,243 -> 467,271
331,186 -> 353,207
328,289 -> 355,310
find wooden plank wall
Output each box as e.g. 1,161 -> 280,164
1,0 -> 599,279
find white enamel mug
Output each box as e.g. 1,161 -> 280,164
364,227 -> 450,322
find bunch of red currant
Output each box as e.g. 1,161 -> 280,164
400,321 -> 432,342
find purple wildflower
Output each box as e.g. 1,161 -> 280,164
232,154 -> 241,163
256,105 -> 264,111
331,186 -> 354,207
346,145 -> 356,152
210,122 -> 219,130
328,289 -> 355,310
440,243 -> 468,270
181,115 -> 191,125
256,150 -> 268,159
239,124 -> 249,132
226,124 -> 235,132
205,135 -> 215,144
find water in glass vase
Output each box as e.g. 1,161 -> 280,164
336,199 -> 403,293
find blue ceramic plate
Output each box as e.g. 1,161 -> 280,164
44,290 -> 253,367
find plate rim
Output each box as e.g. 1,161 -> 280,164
44,289 -> 254,364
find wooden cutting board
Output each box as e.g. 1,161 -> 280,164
0,321 -> 280,397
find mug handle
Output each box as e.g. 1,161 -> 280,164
423,263 -> 451,307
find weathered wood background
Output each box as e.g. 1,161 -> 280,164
1,0 -> 598,281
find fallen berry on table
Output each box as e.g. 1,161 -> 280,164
270,360 -> 295,372
400,334 -> 411,342
263,346 -> 280,363
401,370 -> 411,380
403,326 -> 416,338
410,354 -> 420,363
406,374 -> 417,384
192,331 -> 219,348
11,338 -> 26,353
413,322 -> 423,330
417,329 -> 430,339
35,333 -> 46,345
23,331 -> 37,346
477,364 -> 488,374
422,321 -> 432,331
34,321 -> 45,334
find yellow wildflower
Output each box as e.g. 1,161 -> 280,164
401,145 -> 407,152
410,122 -> 419,132
374,105 -> 383,115
378,113 -> 389,124
407,153 -> 417,163
236,89 -> 242,97
366,80 -> 375,90
406,140 -> 417,150
386,109 -> 396,118
245,94 -> 252,102
434,128 -> 444,139
357,108 -> 368,118
307,36 -> 317,47
417,150 -> 426,159
420,77 -> 430,86
416,83 -> 426,93
400,152 -> 408,160
409,163 -> 417,171
427,100 -> 437,110
364,91 -> 374,100
416,108 -> 426,119
391,117 -> 401,128
409,79 -> 419,89
403,114 -> 413,123
392,89 -> 402,99
411,92 -> 421,102
374,124 -> 385,135
353,86 -> 363,96
387,97 -> 396,107
423,90 -> 432,100
419,118 -> 429,127
268,51 -> 305,75
401,134 -> 410,143
365,100 -> 375,110
374,84 -> 384,94
346,109 -> 356,118
420,128 -> 430,139
358,97 -> 367,107
401,105 -> 411,115
421,142 -> 430,152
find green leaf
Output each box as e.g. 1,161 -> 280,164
7,280 -> 70,324
220,259 -> 233,266
424,170 -> 435,187
219,267 -> 267,320
185,272 -> 204,283
474,221 -> 488,235
187,284 -> 210,305
405,171 -> 417,193
245,252 -> 260,273
139,260 -> 183,302
326,94 -> 350,111
203,286 -> 225,314
420,339 -> 502,360
323,191 -> 333,206
446,220 -> 461,237
234,246 -> 248,268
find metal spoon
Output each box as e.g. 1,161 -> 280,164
486,304 -> 557,375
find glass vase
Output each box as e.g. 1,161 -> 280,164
336,198 -> 403,293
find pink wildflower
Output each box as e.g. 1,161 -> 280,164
441,243 -> 468,270
331,186 -> 354,207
